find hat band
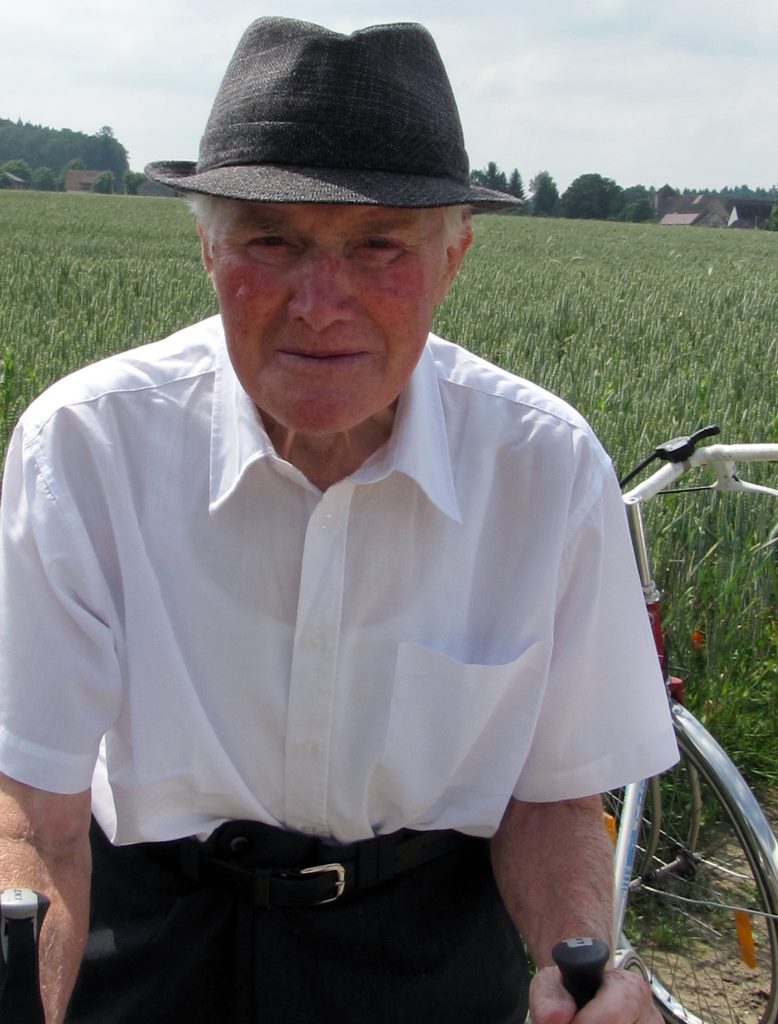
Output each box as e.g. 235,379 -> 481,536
199,121 -> 470,183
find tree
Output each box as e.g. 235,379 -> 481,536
560,173 -> 623,220
765,203 -> 778,232
471,161 -> 509,193
616,185 -> 655,223
529,170 -> 559,216
92,170 -> 115,194
720,184 -> 778,201
123,170 -> 146,196
31,166 -> 57,191
507,168 -> 525,203
92,126 -> 128,180
0,119 -> 129,182
620,197 -> 655,223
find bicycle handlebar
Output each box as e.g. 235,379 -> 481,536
622,442 -> 778,506
552,937 -> 610,1009
0,888 -> 49,1023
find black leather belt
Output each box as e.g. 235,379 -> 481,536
144,820 -> 478,909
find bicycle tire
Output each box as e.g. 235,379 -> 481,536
606,772 -> 694,883
616,702 -> 778,1024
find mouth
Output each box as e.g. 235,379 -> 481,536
279,349 -> 367,363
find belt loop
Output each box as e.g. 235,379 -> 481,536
355,839 -> 380,888
179,839 -> 202,883
376,832 -> 399,884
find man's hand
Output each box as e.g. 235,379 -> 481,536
530,964 -> 663,1023
491,796 -> 663,1023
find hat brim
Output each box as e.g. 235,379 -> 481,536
144,161 -> 521,211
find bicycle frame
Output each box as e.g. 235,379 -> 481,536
611,441 -> 778,948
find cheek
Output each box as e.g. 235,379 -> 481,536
212,262 -> 283,339
368,263 -> 442,323
216,263 -> 265,305
388,258 -> 442,297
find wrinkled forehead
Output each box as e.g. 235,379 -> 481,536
204,197 -> 448,240
231,200 -> 441,228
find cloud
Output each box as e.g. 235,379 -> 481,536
2,0 -> 776,189
434,4 -> 778,190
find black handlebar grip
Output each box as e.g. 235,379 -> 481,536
552,937 -> 610,1010
0,888 -> 51,1023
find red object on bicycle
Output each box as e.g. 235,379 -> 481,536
646,600 -> 667,677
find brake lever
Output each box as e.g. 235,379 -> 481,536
655,424 -> 720,463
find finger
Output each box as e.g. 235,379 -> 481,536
574,967 -> 663,1024
530,965 -> 662,1024
529,966 -> 578,1024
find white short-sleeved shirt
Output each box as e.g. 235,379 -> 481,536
0,317 -> 677,844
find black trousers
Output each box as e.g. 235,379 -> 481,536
66,819 -> 529,1023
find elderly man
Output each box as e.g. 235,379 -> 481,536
0,17 -> 676,1024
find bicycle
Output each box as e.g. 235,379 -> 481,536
607,427 -> 778,1024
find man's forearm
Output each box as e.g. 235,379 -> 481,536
15,840 -> 91,1023
490,795 -> 613,967
0,779 -> 92,1023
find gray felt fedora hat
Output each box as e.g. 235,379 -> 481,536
145,17 -> 520,210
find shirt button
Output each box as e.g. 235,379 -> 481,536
308,631 -> 324,649
321,512 -> 334,531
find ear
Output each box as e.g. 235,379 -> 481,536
432,219 -> 473,305
197,222 -> 214,276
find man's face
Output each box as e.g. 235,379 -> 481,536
200,202 -> 471,441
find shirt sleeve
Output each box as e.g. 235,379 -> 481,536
512,441 -> 678,802
0,421 -> 122,794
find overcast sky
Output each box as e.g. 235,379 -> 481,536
3,0 -> 777,193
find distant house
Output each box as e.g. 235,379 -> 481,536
1,170 -> 28,189
727,199 -> 775,229
64,170 -> 103,193
657,190 -> 728,228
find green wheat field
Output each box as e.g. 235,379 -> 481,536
2,190 -> 777,784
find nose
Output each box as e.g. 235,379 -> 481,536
287,253 -> 354,332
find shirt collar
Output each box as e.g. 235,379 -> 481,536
357,343 -> 461,522
210,333 -> 461,523
209,341 -> 277,510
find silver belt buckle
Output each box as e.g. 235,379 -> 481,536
299,862 -> 346,904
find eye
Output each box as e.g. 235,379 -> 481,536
364,237 -> 402,251
355,237 -> 404,266
250,234 -> 287,248
245,233 -> 296,264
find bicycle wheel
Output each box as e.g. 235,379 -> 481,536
617,702 -> 778,1024
606,770 -> 699,884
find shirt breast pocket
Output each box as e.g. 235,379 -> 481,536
376,638 -> 551,833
